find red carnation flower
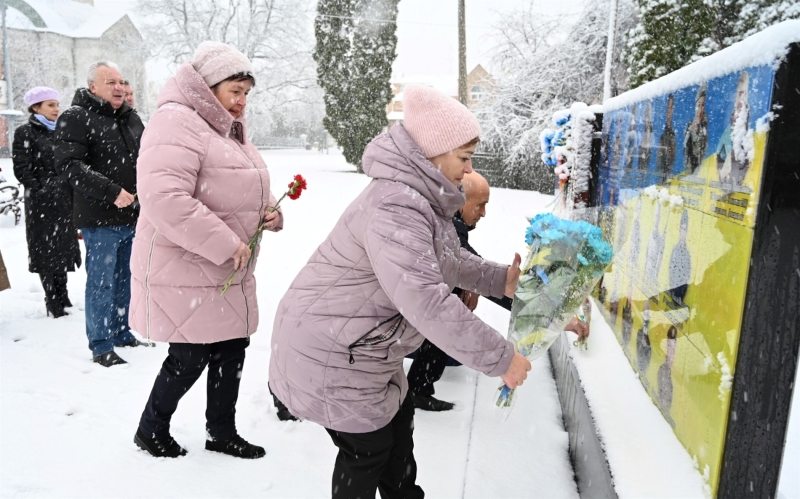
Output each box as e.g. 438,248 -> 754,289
221,173 -> 308,296
287,174 -> 307,200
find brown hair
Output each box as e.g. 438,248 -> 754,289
462,137 -> 480,148
211,72 -> 256,90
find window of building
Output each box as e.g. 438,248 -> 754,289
470,85 -> 485,101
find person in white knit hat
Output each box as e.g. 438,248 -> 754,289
131,41 -> 283,460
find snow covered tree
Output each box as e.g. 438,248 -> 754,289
628,0 -> 799,87
625,0 -> 712,88
477,0 -> 637,192
135,0 -> 319,136
697,0 -> 800,55
314,0 -> 399,170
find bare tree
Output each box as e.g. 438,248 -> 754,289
476,0 -> 637,191
136,0 -> 322,138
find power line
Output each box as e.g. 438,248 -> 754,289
315,13 -> 487,28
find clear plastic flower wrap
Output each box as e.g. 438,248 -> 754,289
495,210 -> 614,411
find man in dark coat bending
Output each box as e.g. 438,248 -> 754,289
407,172 -> 513,411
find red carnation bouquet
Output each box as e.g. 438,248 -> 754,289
221,174 -> 307,296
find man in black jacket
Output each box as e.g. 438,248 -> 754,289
55,61 -> 148,367
407,172 -> 513,411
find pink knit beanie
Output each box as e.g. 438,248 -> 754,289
24,86 -> 59,107
403,84 -> 481,158
190,41 -> 252,87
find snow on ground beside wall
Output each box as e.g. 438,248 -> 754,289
570,299 -> 710,498
778,363 -> 800,499
0,151 -> 579,498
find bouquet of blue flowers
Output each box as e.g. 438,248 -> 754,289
496,212 -> 613,410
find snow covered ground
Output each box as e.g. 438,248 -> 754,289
2,149 -> 796,498
0,151 -> 577,498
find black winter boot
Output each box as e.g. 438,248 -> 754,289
270,389 -> 299,421
206,434 -> 265,459
93,351 -> 127,367
134,428 -> 187,458
410,393 -> 455,412
54,273 -> 72,308
40,273 -> 67,318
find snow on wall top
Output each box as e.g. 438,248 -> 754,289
7,0 -> 135,39
604,20 -> 800,112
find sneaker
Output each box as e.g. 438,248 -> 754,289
410,393 -> 455,412
134,428 -> 187,458
206,434 -> 265,459
93,351 -> 127,367
121,338 -> 155,348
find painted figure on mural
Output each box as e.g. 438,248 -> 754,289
623,105 -> 639,171
611,112 -> 625,169
621,196 -> 642,348
607,187 -> 625,317
639,101 -> 653,171
716,71 -> 752,186
636,301 -> 652,377
668,210 -> 692,307
656,94 -> 677,180
658,326 -> 678,413
683,84 -> 708,176
644,201 -> 667,295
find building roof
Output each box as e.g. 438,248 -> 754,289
6,0 -> 136,38
391,65 -> 491,98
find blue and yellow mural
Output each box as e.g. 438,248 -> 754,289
595,64 -> 776,494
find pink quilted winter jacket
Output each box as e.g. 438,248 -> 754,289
129,63 -> 281,344
269,124 -> 515,433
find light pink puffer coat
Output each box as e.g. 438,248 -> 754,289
269,124 -> 514,433
129,63 -> 281,344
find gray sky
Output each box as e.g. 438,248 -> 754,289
92,0 -> 588,83
392,0 -> 587,79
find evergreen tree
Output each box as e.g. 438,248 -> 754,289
625,0 -> 712,88
628,0 -> 799,88
314,0 -> 400,171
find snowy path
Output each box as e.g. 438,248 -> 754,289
0,151 -> 577,498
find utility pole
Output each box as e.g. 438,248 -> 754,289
458,0 -> 467,105
1,0 -> 20,154
602,0 -> 619,101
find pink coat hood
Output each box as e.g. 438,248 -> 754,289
269,124 -> 514,433
129,63 -> 280,344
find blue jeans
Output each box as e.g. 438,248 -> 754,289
82,225 -> 136,356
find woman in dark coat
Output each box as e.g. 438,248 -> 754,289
12,86 -> 81,318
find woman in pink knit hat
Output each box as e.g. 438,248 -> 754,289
13,86 -> 81,318
130,42 -> 284,460
269,84 -> 530,497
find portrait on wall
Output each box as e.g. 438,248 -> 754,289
655,94 -> 677,178
683,84 -> 708,177
715,71 -> 752,186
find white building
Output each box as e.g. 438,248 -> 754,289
1,0 -> 146,154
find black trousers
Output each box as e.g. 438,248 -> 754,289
326,395 -> 424,499
39,271 -> 68,311
406,339 -> 449,397
138,338 -> 249,441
